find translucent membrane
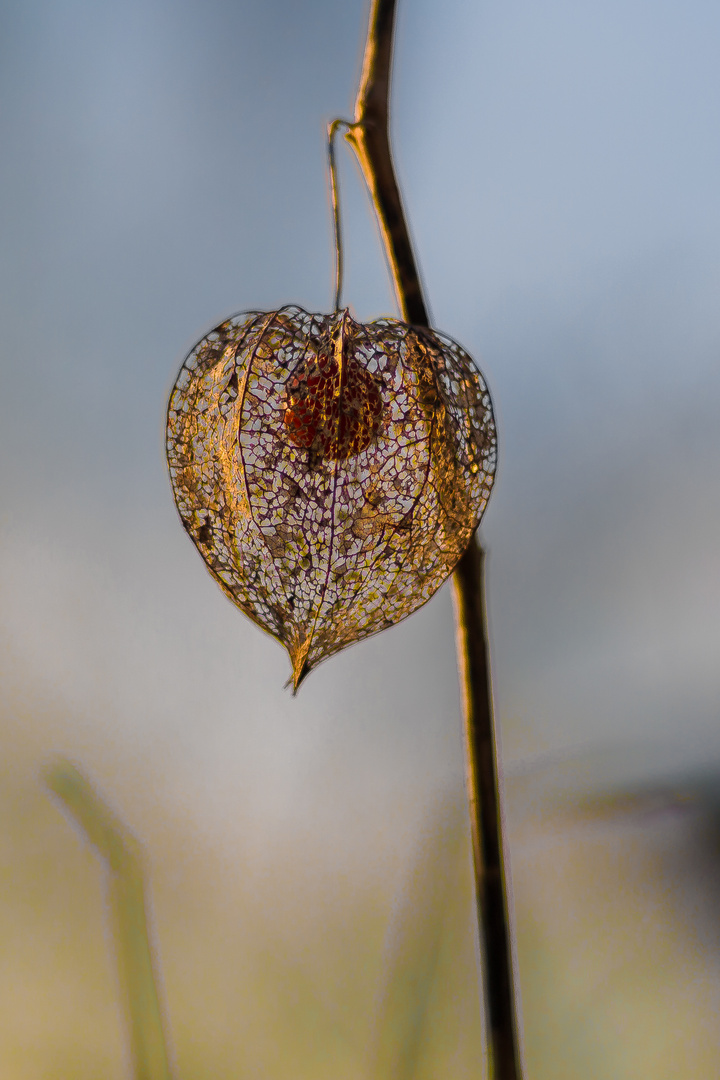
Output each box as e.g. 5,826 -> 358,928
166,306 -> 496,688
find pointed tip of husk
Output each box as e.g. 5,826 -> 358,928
291,662 -> 310,694
287,639 -> 311,694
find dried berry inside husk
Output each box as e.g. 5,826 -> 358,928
283,347 -> 383,459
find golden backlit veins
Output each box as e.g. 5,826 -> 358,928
166,306 -> 496,688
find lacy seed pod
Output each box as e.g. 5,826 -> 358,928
167,306 -> 496,688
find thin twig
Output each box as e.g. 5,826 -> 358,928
344,2 -> 427,326
327,119 -> 349,311
342,1 -> 522,1076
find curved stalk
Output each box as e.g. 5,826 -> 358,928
342,1 -> 523,1076
327,118 -> 350,311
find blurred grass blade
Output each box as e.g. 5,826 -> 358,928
371,801 -> 465,1080
46,759 -> 172,1080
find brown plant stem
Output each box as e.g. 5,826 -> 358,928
452,544 -> 521,1079
343,1 -> 522,1076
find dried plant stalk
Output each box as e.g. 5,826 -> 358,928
343,0 -> 523,1076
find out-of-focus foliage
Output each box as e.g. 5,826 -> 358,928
2,739 -> 719,1079
47,761 -> 171,1080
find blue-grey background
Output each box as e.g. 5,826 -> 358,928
1,0 -> 719,1075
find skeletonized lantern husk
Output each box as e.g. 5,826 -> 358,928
166,306 -> 496,689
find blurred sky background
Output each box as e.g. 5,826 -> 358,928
1,0 -> 720,1076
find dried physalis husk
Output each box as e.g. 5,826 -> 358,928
166,306 -> 496,689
